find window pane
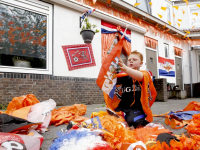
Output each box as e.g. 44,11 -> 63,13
164,44 -> 169,58
137,0 -> 150,13
0,3 -> 47,69
190,9 -> 200,27
166,7 -> 171,22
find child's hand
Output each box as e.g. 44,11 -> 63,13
118,57 -> 127,72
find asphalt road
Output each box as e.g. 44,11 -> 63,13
41,98 -> 200,150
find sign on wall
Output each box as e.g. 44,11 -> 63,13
158,56 -> 175,77
62,44 -> 96,71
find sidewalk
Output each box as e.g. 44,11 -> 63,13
41,98 -> 200,150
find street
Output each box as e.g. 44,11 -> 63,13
41,98 -> 200,150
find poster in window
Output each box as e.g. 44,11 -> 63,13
62,44 -> 96,71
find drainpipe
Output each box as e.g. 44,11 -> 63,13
189,43 -> 193,97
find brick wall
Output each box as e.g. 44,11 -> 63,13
0,72 -> 104,105
153,78 -> 167,102
184,84 -> 191,98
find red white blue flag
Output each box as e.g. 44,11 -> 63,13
158,56 -> 175,77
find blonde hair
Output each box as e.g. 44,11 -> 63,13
129,50 -> 143,62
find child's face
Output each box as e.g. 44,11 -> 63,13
127,54 -> 143,70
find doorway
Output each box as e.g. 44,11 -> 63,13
175,57 -> 183,90
146,49 -> 158,78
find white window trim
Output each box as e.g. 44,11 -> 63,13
188,5 -> 200,28
196,50 -> 200,82
166,3 -> 172,23
0,0 -> 53,75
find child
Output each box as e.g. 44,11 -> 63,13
114,50 -> 157,128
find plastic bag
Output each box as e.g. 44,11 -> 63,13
27,99 -> 56,133
0,129 -> 43,150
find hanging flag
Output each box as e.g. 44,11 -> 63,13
161,7 -> 167,11
178,19 -> 182,22
183,33 -> 187,38
168,20 -> 172,25
197,4 -> 200,8
192,12 -> 198,16
192,25 -> 195,29
185,31 -> 190,34
173,13 -> 175,18
176,22 -> 180,27
22,49 -> 26,54
10,48 -> 13,54
183,0 -> 189,6
96,38 -> 124,98
106,0 -> 111,4
163,24 -> 166,29
133,3 -> 140,7
93,0 -> 97,4
182,9 -> 185,15
157,13 -> 163,19
158,56 -> 175,77
166,29 -> 170,32
173,6 -> 179,10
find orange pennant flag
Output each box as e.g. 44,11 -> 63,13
93,0 -> 97,4
133,3 -> 140,7
106,0 -> 111,4
10,48 -> 13,54
41,49 -> 44,52
163,24 -> 166,29
192,25 -> 195,29
192,12 -> 198,16
185,31 -> 190,34
157,13 -> 162,19
182,9 -> 185,14
166,29 -> 170,32
183,33 -> 187,38
196,4 -> 200,8
176,22 -> 180,27
178,19 -> 182,22
161,7 -> 167,11
173,13 -> 175,18
167,20 -> 172,25
149,2 -> 152,6
173,6 -> 179,10
130,13 -> 133,20
22,49 -> 26,54
183,0 -> 189,6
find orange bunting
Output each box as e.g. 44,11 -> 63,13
196,4 -> 200,8
10,48 -> 13,54
157,13 -> 162,19
130,13 -> 133,20
163,24 -> 166,29
182,9 -> 185,14
176,22 -> 180,27
178,19 -> 182,22
192,12 -> 198,16
167,20 -> 172,25
166,29 -> 170,32
173,6 -> 179,10
8,21 -> 15,26
93,0 -> 97,4
185,31 -> 190,34
0,21 -> 3,26
161,7 -> 167,11
41,49 -> 44,52
192,25 -> 195,29
22,49 -> 26,54
149,2 -> 152,6
173,13 -> 175,18
133,3 -> 140,7
183,0 -> 189,6
106,0 -> 111,4
183,33 -> 187,38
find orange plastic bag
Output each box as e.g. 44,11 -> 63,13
6,94 -> 39,115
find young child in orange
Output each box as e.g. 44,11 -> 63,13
114,50 -> 157,128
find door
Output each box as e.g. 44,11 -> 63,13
175,57 -> 183,90
146,49 -> 158,78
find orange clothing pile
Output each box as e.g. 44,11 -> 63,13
50,104 -> 88,126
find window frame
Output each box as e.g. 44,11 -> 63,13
188,6 -> 200,28
0,0 -> 53,75
164,43 -> 169,58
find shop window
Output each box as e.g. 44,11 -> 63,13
0,3 -> 47,69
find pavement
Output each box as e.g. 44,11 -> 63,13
41,98 -> 200,150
